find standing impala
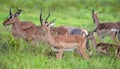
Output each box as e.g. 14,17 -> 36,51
41,20 -> 89,59
92,9 -> 120,42
2,8 -> 46,43
39,10 -> 89,36
40,10 -> 90,51
3,8 -> 36,38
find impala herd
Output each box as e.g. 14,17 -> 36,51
2,8 -> 120,59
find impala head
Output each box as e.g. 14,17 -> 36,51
40,10 -> 55,32
41,20 -> 55,33
3,7 -> 22,26
86,30 -> 95,40
40,10 -> 55,26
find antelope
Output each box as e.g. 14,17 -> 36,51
96,43 -> 120,54
92,9 -> 120,42
2,8 -> 36,38
39,10 -> 68,35
40,10 -> 90,51
2,8 -> 89,45
2,8 -> 68,42
2,8 -> 46,43
41,21 -> 89,59
39,10 -> 88,37
87,31 -> 120,55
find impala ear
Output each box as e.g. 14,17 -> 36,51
49,23 -> 54,27
49,19 -> 56,26
14,9 -> 22,17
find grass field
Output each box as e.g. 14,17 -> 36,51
0,0 -> 120,69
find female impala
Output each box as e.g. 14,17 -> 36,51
41,21 -> 89,59
87,31 -> 120,55
92,9 -> 120,42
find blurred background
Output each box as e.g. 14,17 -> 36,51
0,0 -> 120,30
0,0 -> 120,12
0,0 -> 120,69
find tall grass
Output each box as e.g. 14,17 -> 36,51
0,0 -> 120,69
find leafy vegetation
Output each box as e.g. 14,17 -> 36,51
0,0 -> 120,69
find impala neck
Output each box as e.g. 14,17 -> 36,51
13,18 -> 25,37
92,13 -> 99,27
45,27 -> 55,46
87,33 -> 97,48
91,35 -> 97,47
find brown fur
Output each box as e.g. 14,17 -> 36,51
86,32 -> 120,56
3,8 -> 36,38
92,10 -> 120,30
116,46 -> 120,57
2,8 -> 70,43
3,16 -> 45,42
96,43 -> 113,54
92,10 -> 120,42
39,10 -> 88,36
97,43 -> 120,56
41,21 -> 89,59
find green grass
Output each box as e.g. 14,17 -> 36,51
0,0 -> 120,69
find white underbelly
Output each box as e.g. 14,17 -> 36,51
60,42 -> 78,49
51,47 -> 77,52
51,42 -> 79,52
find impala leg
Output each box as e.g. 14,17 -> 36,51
79,48 -> 89,59
110,31 -> 117,43
56,49 -> 64,59
97,31 -> 103,41
78,41 -> 89,59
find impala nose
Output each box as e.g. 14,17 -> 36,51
2,22 -> 7,26
2,19 -> 9,26
3,22 -> 9,26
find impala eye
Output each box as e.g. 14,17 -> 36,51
47,24 -> 49,26
9,15 -> 12,18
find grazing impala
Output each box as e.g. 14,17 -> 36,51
3,8 -> 36,38
97,43 -> 120,54
92,9 -> 120,42
87,31 -> 120,55
41,20 -> 89,59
